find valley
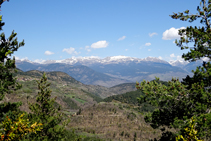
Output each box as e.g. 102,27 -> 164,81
5,68 -> 175,140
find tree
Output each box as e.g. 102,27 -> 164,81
26,73 -> 70,141
136,0 -> 211,140
0,0 -> 23,122
176,117 -> 205,141
171,0 -> 211,62
0,0 -> 8,8
0,0 -> 24,122
0,1 -> 44,140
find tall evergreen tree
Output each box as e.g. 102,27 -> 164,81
26,73 -> 70,141
136,0 -> 211,140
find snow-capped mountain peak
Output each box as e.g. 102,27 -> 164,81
15,55 -> 170,66
169,60 -> 189,67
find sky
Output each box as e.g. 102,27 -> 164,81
1,0 -> 203,63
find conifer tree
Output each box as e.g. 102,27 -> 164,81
26,72 -> 70,141
136,0 -> 211,140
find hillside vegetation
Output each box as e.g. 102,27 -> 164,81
69,102 -> 165,141
7,69 -> 172,140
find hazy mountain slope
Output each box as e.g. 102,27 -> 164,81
109,82 -> 137,95
89,61 -> 190,82
15,60 -> 40,71
14,69 -> 136,98
184,60 -> 205,73
16,62 -> 131,87
16,56 -> 193,87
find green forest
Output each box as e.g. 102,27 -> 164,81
1,0 -> 211,140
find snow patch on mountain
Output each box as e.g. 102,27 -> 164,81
141,56 -> 168,64
15,55 -> 171,66
169,60 -> 189,67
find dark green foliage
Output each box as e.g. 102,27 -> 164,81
137,0 -> 211,140
103,89 -> 156,112
82,136 -> 104,141
134,132 -> 137,141
127,112 -> 136,121
151,79 -> 169,86
182,61 -> 211,90
170,0 -> 211,62
103,90 -> 143,105
120,131 -> 124,136
76,108 -> 82,115
62,96 -> 79,109
138,103 -> 155,113
0,101 -> 22,122
81,89 -> 103,103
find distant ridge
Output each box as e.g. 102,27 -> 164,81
15,56 -> 193,87
16,56 -> 169,65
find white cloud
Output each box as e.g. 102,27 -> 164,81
91,40 -> 108,48
170,53 -> 175,58
202,57 -> 210,61
44,51 -> 54,55
162,27 -> 185,40
149,32 -> 158,37
118,36 -> 126,41
85,46 -> 91,52
148,49 -> 151,51
62,47 -> 79,55
125,49 -> 128,51
158,56 -> 162,60
145,43 -> 151,46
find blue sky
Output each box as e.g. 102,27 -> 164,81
1,0 -> 202,63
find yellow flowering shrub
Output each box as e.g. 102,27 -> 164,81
176,117 -> 203,141
0,113 -> 42,141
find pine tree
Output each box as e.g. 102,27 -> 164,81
26,72 -> 70,141
136,0 -> 211,140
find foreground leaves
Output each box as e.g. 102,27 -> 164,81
0,113 -> 42,141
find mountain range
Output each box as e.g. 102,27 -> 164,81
15,56 -> 208,87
